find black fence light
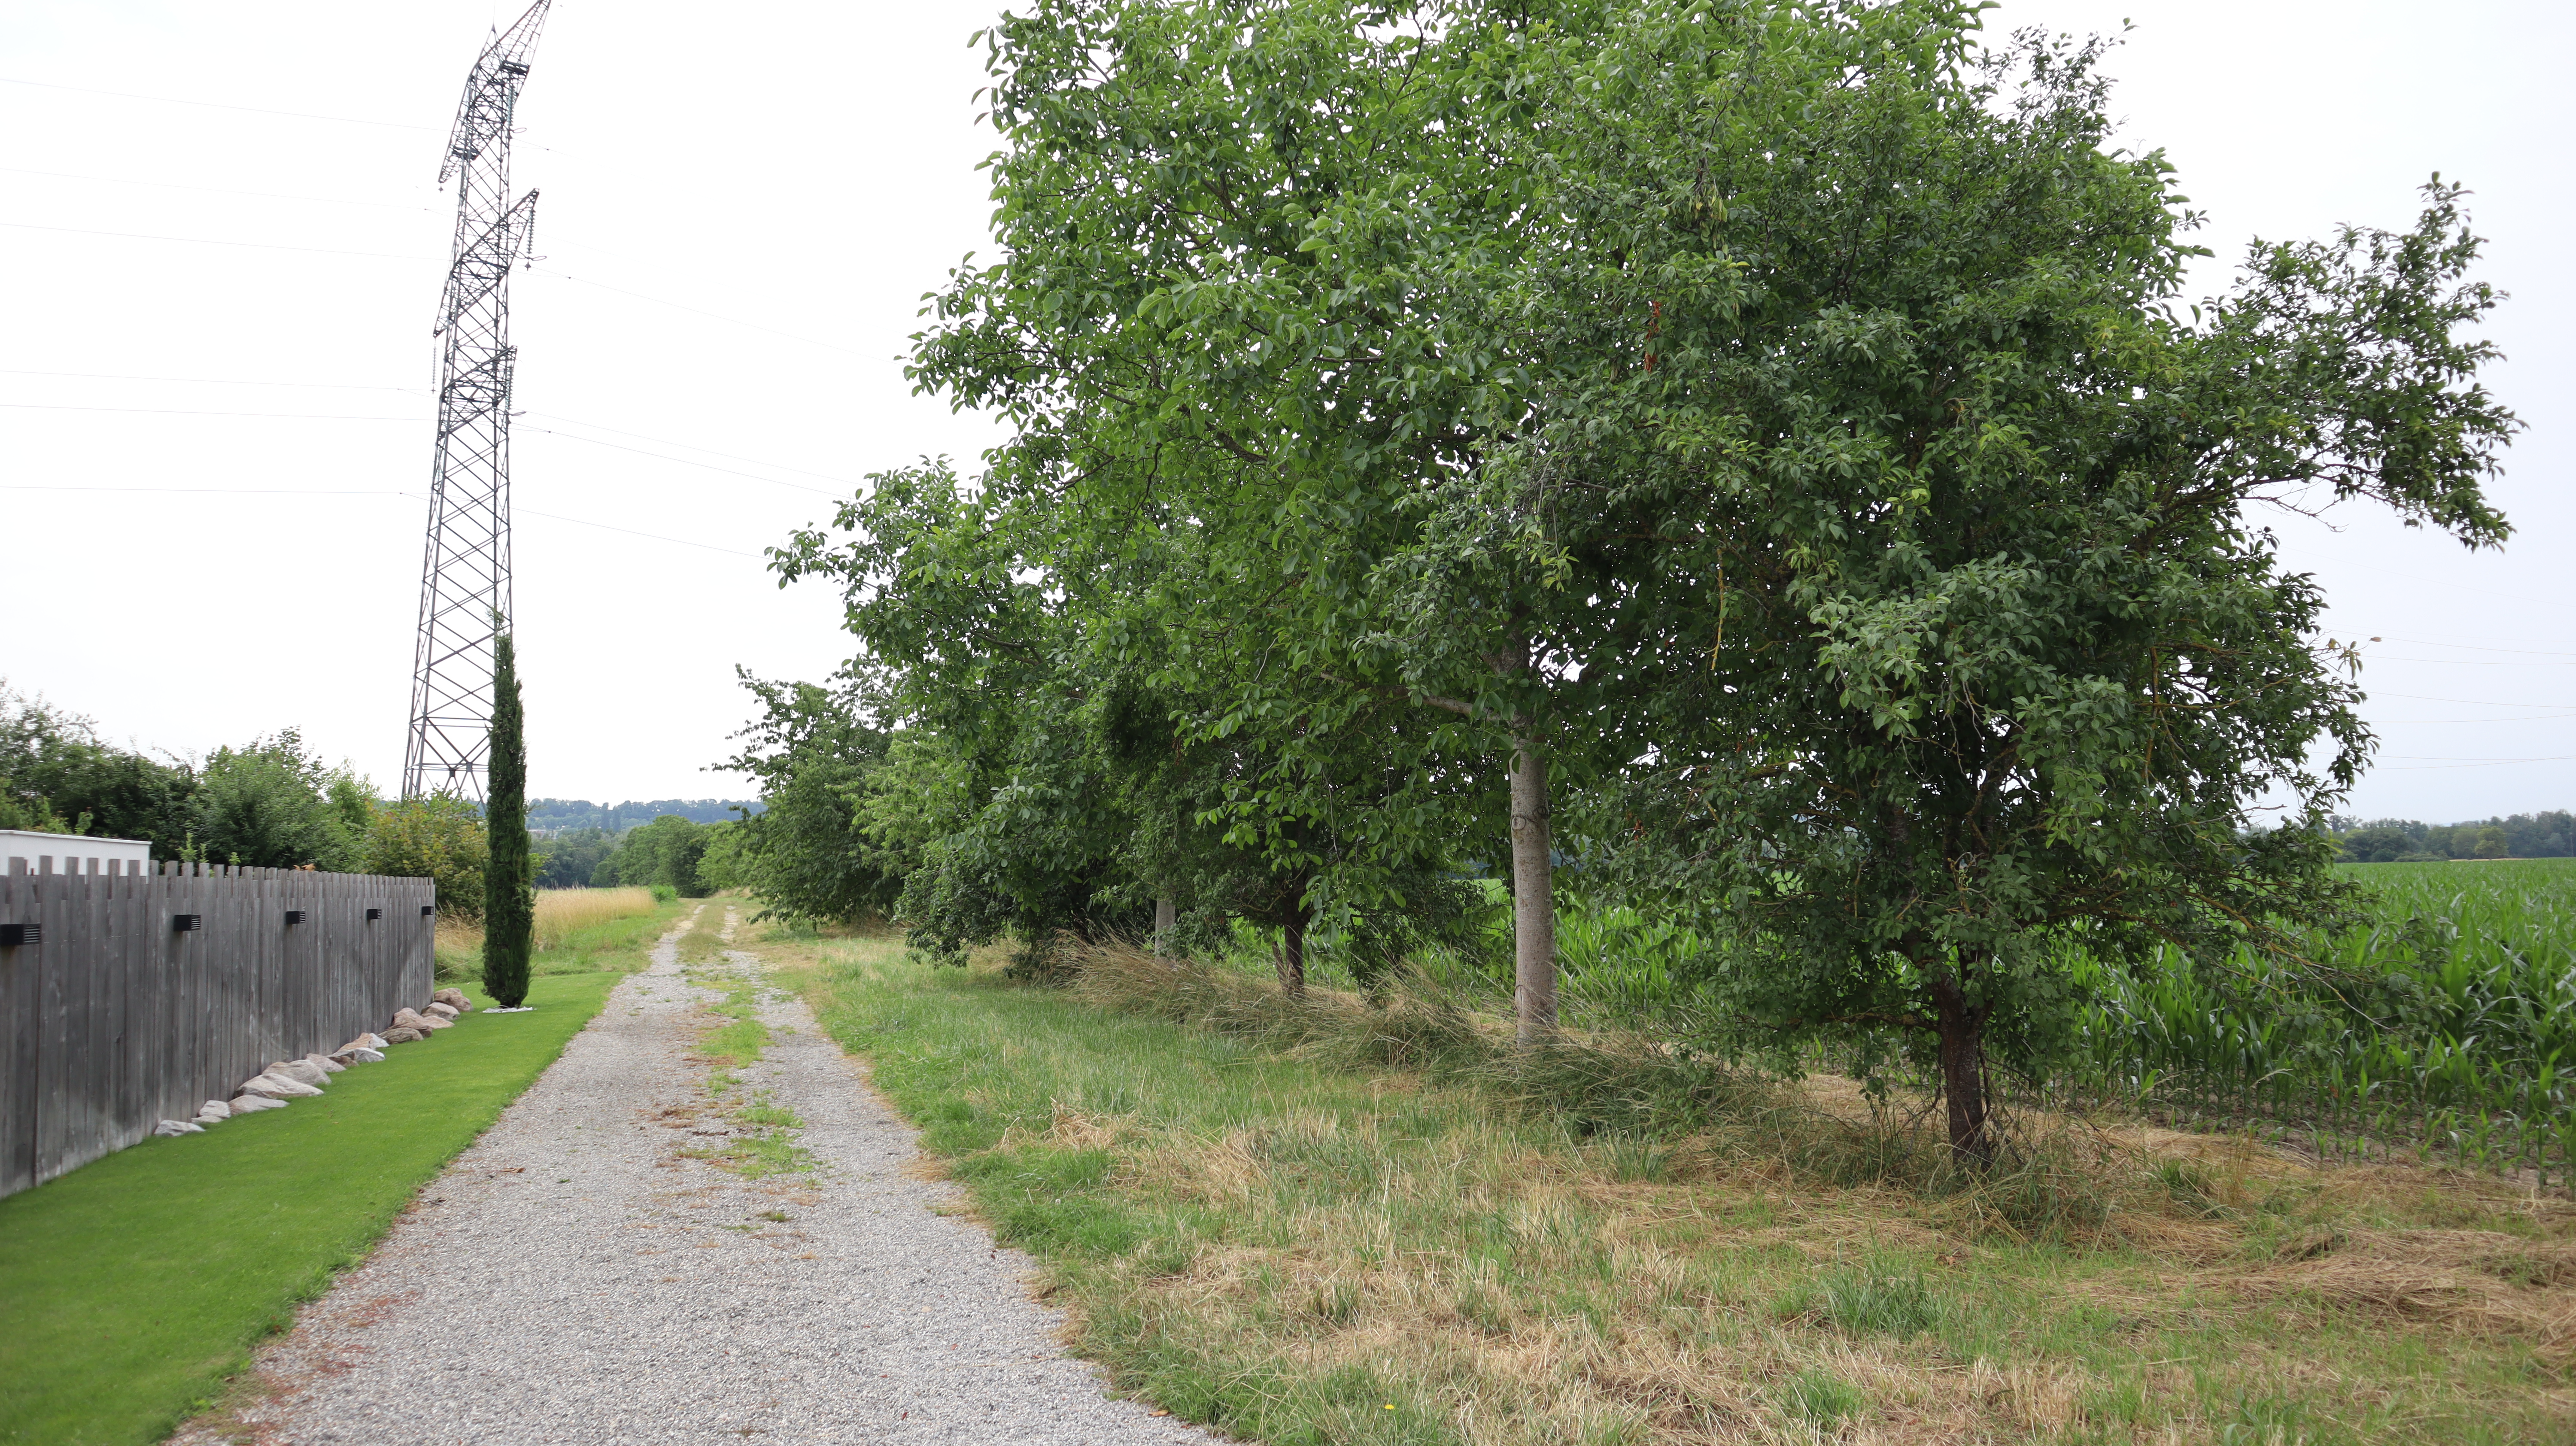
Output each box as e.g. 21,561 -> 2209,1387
0,923 -> 37,948
421,904 -> 435,916
365,908 -> 382,922
171,914 -> 203,933
283,910 -> 307,925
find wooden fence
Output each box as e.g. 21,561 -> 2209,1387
0,857 -> 437,1198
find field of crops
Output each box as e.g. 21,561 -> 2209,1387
2070,858 -> 2576,1183
1538,859 -> 2576,1183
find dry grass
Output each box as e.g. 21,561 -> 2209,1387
776,938 -> 2576,1444
535,886 -> 659,951
436,888 -> 676,982
435,888 -> 660,957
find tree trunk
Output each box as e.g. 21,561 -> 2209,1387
1509,729 -> 1555,1043
1153,896 -> 1176,956
1278,911 -> 1306,999
1931,983 -> 1992,1168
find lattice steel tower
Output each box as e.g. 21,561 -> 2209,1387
403,0 -> 552,801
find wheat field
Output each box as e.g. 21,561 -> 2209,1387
534,887 -> 660,951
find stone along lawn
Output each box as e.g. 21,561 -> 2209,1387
0,969 -> 619,1446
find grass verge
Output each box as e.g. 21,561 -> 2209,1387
775,936 -> 2574,1446
0,969 -> 622,1446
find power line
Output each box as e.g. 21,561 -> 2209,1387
0,224 -> 863,358
0,165 -> 436,211
0,402 -> 418,420
525,428 -> 842,496
530,269 -> 865,355
524,410 -> 861,485
2375,714 -> 2576,725
2370,691 -> 2576,709
2,483 -> 404,495
2,483 -> 761,558
2366,656 -> 2576,667
2386,753 -> 2576,762
0,368 -> 419,392
516,504 -> 762,559
0,216 -> 866,358
3,373 -> 858,491
2381,756 -> 2576,770
2369,635 -> 2576,659
0,219 -> 433,261
6,404 -> 843,494
0,75 -> 434,131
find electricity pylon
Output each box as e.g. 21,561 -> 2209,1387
403,0 -> 553,801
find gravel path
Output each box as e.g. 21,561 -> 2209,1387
184,911 -> 1217,1445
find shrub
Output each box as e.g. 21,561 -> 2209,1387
367,793 -> 489,920
189,730 -> 365,870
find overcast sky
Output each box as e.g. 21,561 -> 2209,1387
3,1 -> 2567,821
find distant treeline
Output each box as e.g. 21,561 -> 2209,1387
2327,812 -> 2574,863
538,816 -> 741,896
529,798 -> 760,833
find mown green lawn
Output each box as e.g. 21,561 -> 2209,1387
0,969 -> 618,1446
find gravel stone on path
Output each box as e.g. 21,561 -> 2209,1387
180,910 -> 1218,1445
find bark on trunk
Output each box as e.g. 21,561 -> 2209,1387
1153,896 -> 1176,956
1278,911 -> 1306,999
1509,730 -> 1556,1043
1932,989 -> 1993,1169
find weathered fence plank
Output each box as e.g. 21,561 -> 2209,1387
1,858 -> 35,1196
0,863 -> 438,1197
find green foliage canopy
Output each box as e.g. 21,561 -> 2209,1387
596,814 -> 720,897
189,730 -> 370,871
715,671 -> 902,924
532,825 -> 616,889
784,0 -> 2518,1163
1509,14 -> 2516,1157
0,683 -> 196,850
365,794 -> 489,919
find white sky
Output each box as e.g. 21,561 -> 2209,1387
2,1 -> 2567,823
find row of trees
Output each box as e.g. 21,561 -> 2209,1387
2333,812 -> 2575,863
733,0 -> 2517,1164
1,678 -> 747,918
527,797 -> 759,832
3,684 -> 364,866
512,816 -> 749,893
2,680 -> 497,910
590,814 -> 743,896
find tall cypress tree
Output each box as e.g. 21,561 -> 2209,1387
482,624 -> 533,1007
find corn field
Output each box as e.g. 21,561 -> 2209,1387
1540,861 -> 2576,1186
2065,859 -> 2576,1185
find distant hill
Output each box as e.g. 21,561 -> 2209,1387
528,798 -> 762,835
